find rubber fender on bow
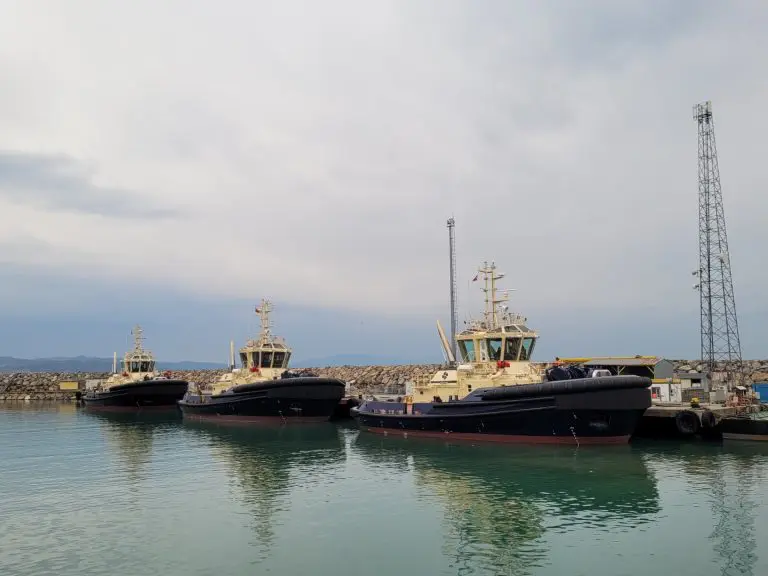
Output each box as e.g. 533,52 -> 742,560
230,377 -> 346,394
476,375 -> 651,401
700,409 -> 716,429
675,410 -> 701,436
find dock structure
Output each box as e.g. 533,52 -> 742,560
635,403 -> 738,439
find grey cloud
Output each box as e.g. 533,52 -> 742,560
547,1 -> 718,61
0,151 -> 178,218
0,0 -> 767,337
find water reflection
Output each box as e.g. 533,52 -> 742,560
86,411 -> 178,485
352,434 -> 660,576
637,440 -> 767,576
182,422 -> 346,562
0,401 -> 79,414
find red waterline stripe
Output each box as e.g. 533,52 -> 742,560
363,427 -> 630,445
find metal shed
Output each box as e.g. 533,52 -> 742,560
674,371 -> 710,391
753,382 -> 768,403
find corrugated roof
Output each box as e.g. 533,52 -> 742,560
581,357 -> 665,367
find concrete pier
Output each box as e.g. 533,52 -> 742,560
635,402 -> 743,439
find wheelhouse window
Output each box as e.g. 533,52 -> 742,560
519,337 -> 536,361
260,352 -> 273,368
240,352 -> 248,368
504,337 -> 521,361
486,338 -> 502,361
458,340 -> 476,362
273,351 -> 287,368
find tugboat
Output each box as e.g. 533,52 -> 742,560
352,261 -> 652,445
82,325 -> 189,412
178,300 -> 346,423
404,261 -> 559,402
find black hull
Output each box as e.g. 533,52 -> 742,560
82,379 -> 189,412
354,376 -> 651,445
331,397 -> 361,421
178,377 -> 345,423
719,416 -> 768,441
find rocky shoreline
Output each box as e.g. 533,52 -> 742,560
1,360 -> 767,401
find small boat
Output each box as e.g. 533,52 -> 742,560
178,300 -> 345,423
352,374 -> 652,445
82,325 -> 188,412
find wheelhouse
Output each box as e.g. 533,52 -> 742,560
456,323 -> 537,364
239,343 -> 291,369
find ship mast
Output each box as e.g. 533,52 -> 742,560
478,261 -> 508,329
132,325 -> 145,351
255,299 -> 274,345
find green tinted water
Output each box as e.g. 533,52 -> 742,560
1,404 -> 767,576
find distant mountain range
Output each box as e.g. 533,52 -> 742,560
0,353 -> 435,372
290,354 -> 433,368
0,356 -> 226,373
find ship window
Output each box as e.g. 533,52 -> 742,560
504,338 -> 521,361
140,361 -> 150,372
251,352 -> 260,367
520,337 -> 536,361
486,338 -> 502,361
284,352 -> 291,366
148,361 -> 155,371
130,361 -> 139,372
458,340 -> 476,362
273,351 -> 286,368
261,352 -> 273,368
240,352 -> 248,368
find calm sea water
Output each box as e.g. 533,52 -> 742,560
1,404 -> 767,576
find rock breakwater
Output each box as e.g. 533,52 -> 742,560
0,372 -> 110,401
2,360 -> 768,401
0,364 -> 443,401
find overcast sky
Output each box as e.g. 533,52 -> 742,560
1,0 -> 767,363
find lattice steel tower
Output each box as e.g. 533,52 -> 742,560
692,101 -> 742,380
